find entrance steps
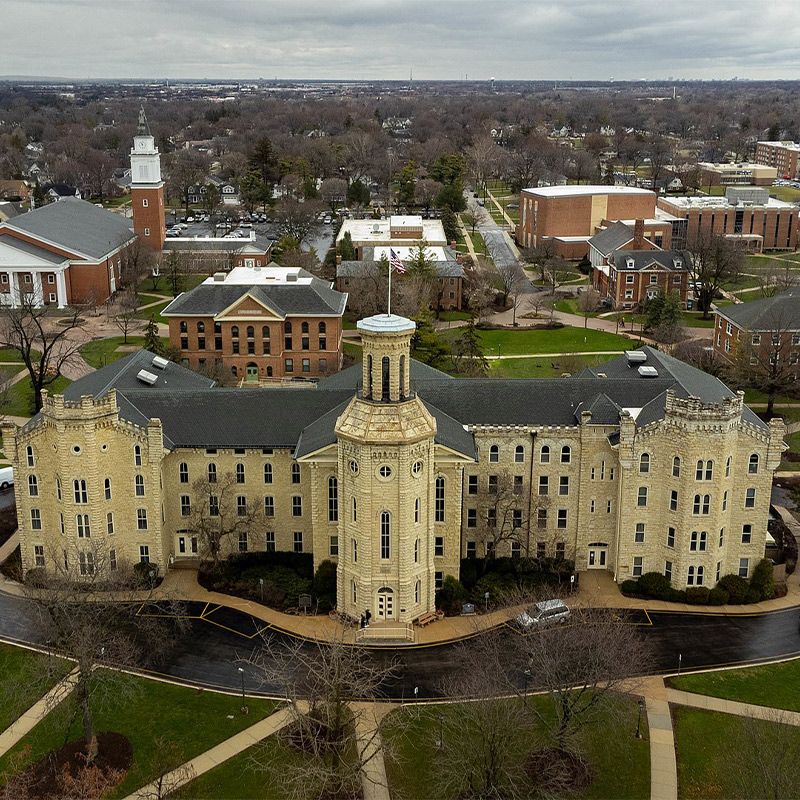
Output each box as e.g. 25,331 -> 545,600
355,622 -> 414,644
171,557 -> 200,570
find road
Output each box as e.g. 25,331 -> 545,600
0,591 -> 797,700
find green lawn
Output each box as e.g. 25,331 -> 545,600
382,695 -> 650,800
554,298 -> 599,317
466,326 -> 635,357
0,644 -> 71,732
0,671 -> 279,798
437,310 -> 473,323
5,374 -> 71,416
669,658 -> 800,712
769,185 -> 800,203
79,335 -> 169,369
673,706 -> 800,800
489,354 -> 612,378
680,312 -> 716,328
0,347 -> 34,363
742,388 -> 797,406
343,341 -> 362,362
136,292 -> 168,306
135,300 -> 172,324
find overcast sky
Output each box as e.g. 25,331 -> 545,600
4,0 -> 800,81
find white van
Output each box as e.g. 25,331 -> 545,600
515,599 -> 570,629
0,467 -> 13,490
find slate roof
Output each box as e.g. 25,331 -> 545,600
716,290 -> 800,331
162,273 -> 347,318
337,260 -> 465,279
3,198 -> 135,260
0,236 -> 69,265
162,236 -> 272,255
318,359 -> 454,389
574,393 -> 622,425
609,249 -> 691,271
587,221 -> 634,256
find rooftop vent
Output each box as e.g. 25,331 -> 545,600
213,272 -> 226,282
136,369 -> 158,385
597,372 -> 607,378
638,365 -> 659,378
626,350 -> 648,365
286,272 -> 298,282
151,355 -> 170,370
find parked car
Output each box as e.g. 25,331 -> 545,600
0,467 -> 14,490
515,599 -> 570,629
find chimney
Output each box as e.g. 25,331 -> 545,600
633,219 -> 645,248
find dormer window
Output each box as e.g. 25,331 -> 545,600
626,258 -> 634,269
674,259 -> 682,268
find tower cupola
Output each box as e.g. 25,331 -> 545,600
357,314 -> 414,402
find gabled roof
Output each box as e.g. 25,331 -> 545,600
587,221 -> 634,256
609,249 -> 691,271
318,359 -> 455,389
3,198 -> 135,260
716,290 -> 800,331
574,393 -> 622,425
162,236 -> 272,255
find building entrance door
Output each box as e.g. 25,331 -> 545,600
587,544 -> 608,569
376,587 -> 394,620
246,363 -> 259,383
177,535 -> 198,556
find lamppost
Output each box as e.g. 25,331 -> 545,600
523,669 -> 531,696
436,713 -> 445,750
148,569 -> 155,590
238,667 -> 247,714
635,699 -> 645,739
484,591 -> 490,612
258,577 -> 264,603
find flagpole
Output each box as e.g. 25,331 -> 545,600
388,258 -> 392,316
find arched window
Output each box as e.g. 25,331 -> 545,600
725,456 -> 732,477
367,354 -> 373,397
264,463 -> 273,484
179,462 -> 188,483
26,446 -> 34,468
381,356 -> 390,400
380,512 -> 391,559
236,463 -> 245,483
103,477 -> 112,500
352,497 -> 357,523
672,456 -> 681,478
696,460 -> 713,480
399,354 -> 406,398
328,476 -> 338,522
435,476 -> 445,522
179,321 -> 188,333
231,325 -> 239,338
514,445 -> 524,463
561,445 -> 571,464
489,444 -> 499,463
639,453 -> 650,473
262,325 -> 270,339
414,538 -> 419,563
748,454 -> 759,474
414,580 -> 420,604
134,444 -> 142,467
73,479 -> 88,504
246,325 -> 254,339
134,474 -> 145,497
414,497 -> 420,524
28,474 -> 38,497
197,321 -> 205,333
284,320 -> 292,333
540,445 -> 550,464
207,462 -> 217,483
319,321 -> 326,334
301,321 -> 309,334
352,580 -> 357,604
266,366 -> 273,377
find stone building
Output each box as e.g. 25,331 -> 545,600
5,317 -> 784,623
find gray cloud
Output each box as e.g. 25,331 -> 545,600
3,0 -> 800,80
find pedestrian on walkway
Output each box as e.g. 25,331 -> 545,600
620,316 -> 625,328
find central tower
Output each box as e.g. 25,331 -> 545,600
335,314 -> 438,624
130,108 -> 165,251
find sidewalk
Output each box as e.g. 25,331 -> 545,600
666,687 -> 800,726
0,666 -> 79,759
122,704 -> 294,800
640,676 -> 677,800
353,702 -> 393,800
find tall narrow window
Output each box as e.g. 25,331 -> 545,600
134,474 -> 145,497
435,476 -> 445,522
380,511 -> 391,559
179,462 -> 188,483
352,497 -> 357,523
381,356 -> 390,401
514,445 -> 524,463
748,454 -> 759,474
328,476 -> 338,522
639,453 -> 650,473
26,446 -> 34,467
73,479 -> 88,504
399,354 -> 405,397
672,456 -> 681,477
291,463 -> 301,484
561,445 -> 571,464
28,475 -> 38,497
540,445 -> 550,464
207,463 -> 217,483
236,463 -> 245,484
104,477 -> 112,500
367,354 -> 373,398
264,463 -> 273,484
489,444 -> 499,462
134,445 -> 142,467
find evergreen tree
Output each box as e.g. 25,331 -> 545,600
440,206 -> 459,244
452,320 -> 488,376
406,242 -> 437,276
338,231 -> 356,261
249,136 -> 279,186
397,160 -> 417,207
347,179 -> 370,207
436,181 -> 466,212
144,316 -> 163,355
411,314 -> 451,370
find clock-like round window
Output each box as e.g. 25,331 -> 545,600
378,465 -> 393,480
411,460 -> 423,476
349,460 -> 359,475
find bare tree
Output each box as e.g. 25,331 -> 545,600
758,261 -> 798,298
0,295 -> 87,412
273,199 -> 322,245
687,232 -> 744,318
577,287 -> 600,328
120,239 -> 156,303
189,472 -> 257,569
244,632 -> 397,800
135,737 -> 196,800
112,289 -> 140,344
461,210 -> 479,234
464,267 -> 497,322
319,177 -> 348,212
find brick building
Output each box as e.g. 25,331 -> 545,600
713,290 -> 800,365
754,141 -> 800,180
515,185 -> 659,258
5,324 -> 784,627
0,198 -> 136,307
658,188 -> 799,252
162,264 -> 347,383
696,162 -> 777,187
130,109 -> 166,252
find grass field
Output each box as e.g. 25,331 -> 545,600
0,671 -> 279,799
669,658 -> 800,711
465,326 -> 635,357
0,347 -> 33,363
5,374 -> 71,416
135,300 -> 172,324
769,185 -> 800,203
489,354 -> 611,378
79,335 -> 169,369
382,695 -> 650,800
673,706 -> 800,800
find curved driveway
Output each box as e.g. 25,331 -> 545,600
0,591 -> 798,700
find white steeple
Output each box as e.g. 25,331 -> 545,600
130,107 -> 162,188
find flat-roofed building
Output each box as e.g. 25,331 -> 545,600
336,215 -> 448,258
697,162 -> 777,187
754,141 -> 800,180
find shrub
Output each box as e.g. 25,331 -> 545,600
668,588 -> 687,603
312,560 -> 337,612
717,574 -> 750,604
749,558 -> 775,601
620,579 -> 640,595
685,586 -> 710,605
23,566 -> 47,587
745,588 -> 762,604
133,561 -> 160,586
637,571 -> 672,600
435,575 -> 468,615
708,587 -> 729,605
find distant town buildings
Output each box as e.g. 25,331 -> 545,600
696,162 -> 777,187
754,141 -> 800,180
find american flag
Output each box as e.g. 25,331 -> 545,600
389,248 -> 406,273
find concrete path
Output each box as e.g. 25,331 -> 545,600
640,677 -> 678,800
122,704 -> 294,800
484,349 -> 627,360
353,702 -> 393,800
0,665 -> 79,758
0,531 -> 19,566
667,687 -> 800,725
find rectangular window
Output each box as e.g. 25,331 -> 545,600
434,536 -> 444,557
670,490 -> 678,512
555,542 -> 565,560
30,508 -> 42,530
264,496 -> 274,517
738,558 -> 750,579
559,476 -> 569,496
637,487 -> 648,507
511,541 -> 521,559
180,495 -> 190,516
467,508 -> 477,528
557,509 -> 567,529
137,509 -> 148,530
139,545 -> 150,563
742,524 -> 752,544
632,557 -> 643,577
435,571 -> 444,591
634,522 -> 645,543
329,535 -> 338,557
665,560 -> 673,583
106,512 -> 114,535
537,508 -> 547,529
285,358 -> 293,373
466,541 -> 477,558
536,542 -> 546,558
488,475 -> 498,494
467,475 -> 478,494
238,531 -> 248,552
265,531 -> 275,552
435,478 -> 445,522
34,544 -> 45,567
745,488 -> 756,508
291,463 -> 301,484
487,508 -> 497,528
667,527 -> 676,548
538,475 -> 549,495
79,551 -> 95,576
512,509 -> 523,529
513,475 -> 523,495
237,495 -> 247,517
292,496 -> 302,516
293,531 -> 303,553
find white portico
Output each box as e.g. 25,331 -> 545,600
0,236 -> 68,308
